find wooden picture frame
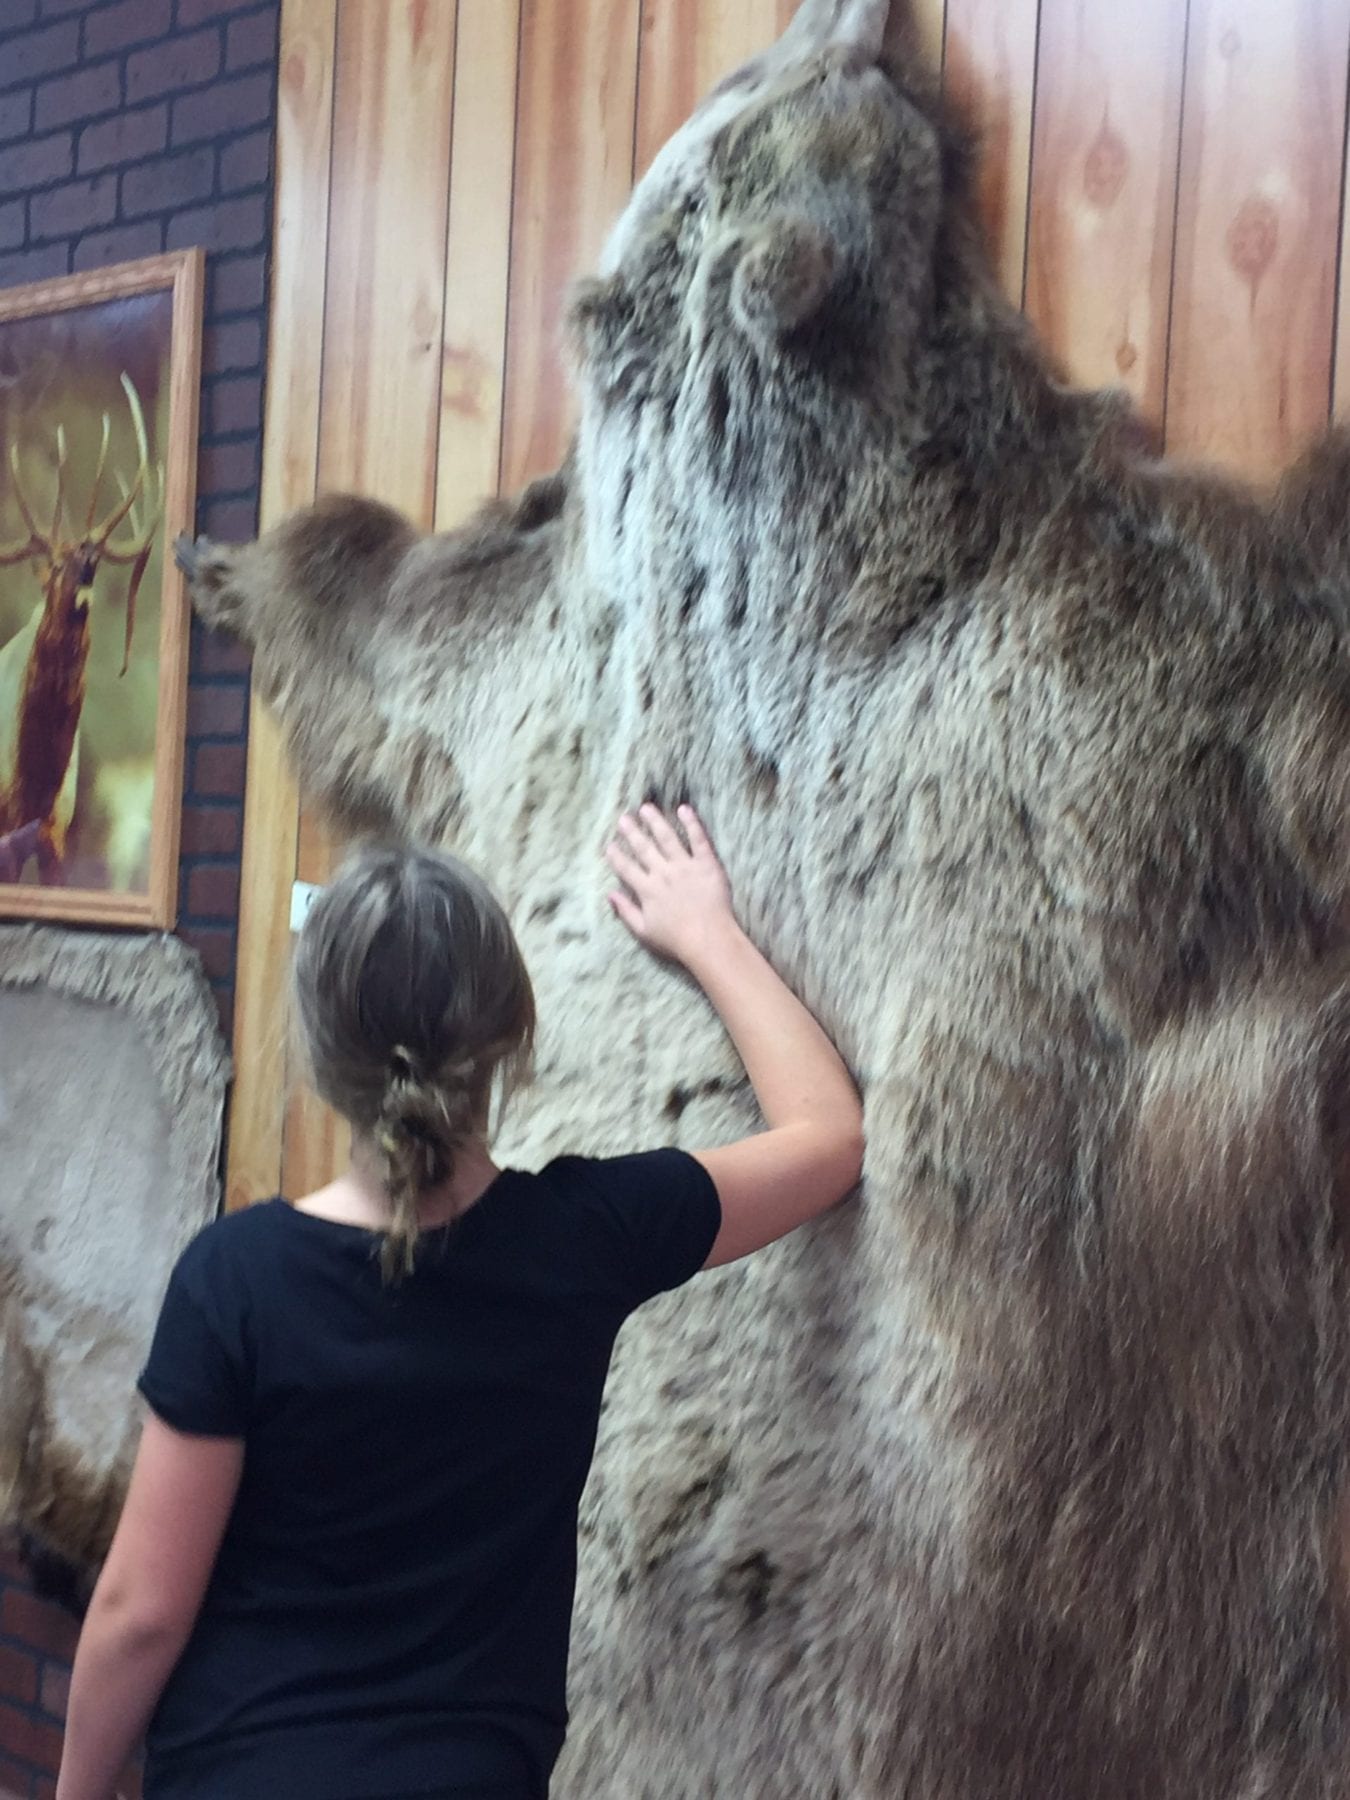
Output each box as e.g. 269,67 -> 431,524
0,248 -> 203,929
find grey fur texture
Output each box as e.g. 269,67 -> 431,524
180,2 -> 1350,1793
0,928 -> 229,1571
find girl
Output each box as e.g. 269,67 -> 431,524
56,804 -> 864,1800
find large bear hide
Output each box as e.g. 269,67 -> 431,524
181,1 -> 1350,1793
0,928 -> 229,1577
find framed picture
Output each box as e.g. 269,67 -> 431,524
0,249 -> 203,928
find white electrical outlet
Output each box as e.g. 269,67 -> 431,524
290,881 -> 321,933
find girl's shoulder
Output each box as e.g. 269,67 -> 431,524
173,1197 -> 291,1287
193,1196 -> 290,1249
528,1150 -> 720,1304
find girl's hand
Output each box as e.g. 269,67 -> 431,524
605,804 -> 737,968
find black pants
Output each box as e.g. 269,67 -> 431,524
365,1784 -> 541,1800
376,1790 -> 538,1800
356,1789 -> 537,1800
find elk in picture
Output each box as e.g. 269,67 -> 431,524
0,253 -> 201,927
0,373 -> 163,884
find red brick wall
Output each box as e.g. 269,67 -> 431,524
0,1537 -> 140,1797
0,0 -> 278,1790
0,1539 -> 94,1799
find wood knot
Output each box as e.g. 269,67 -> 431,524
1220,27 -> 1242,59
441,345 -> 486,420
412,296 -> 439,347
1227,196 -> 1279,289
1083,121 -> 1129,210
1116,340 -> 1139,375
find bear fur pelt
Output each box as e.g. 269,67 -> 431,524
179,1 -> 1350,1792
0,927 -> 229,1579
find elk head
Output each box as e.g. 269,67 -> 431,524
0,373 -> 163,678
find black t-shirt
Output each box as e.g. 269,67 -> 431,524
137,1150 -> 721,1800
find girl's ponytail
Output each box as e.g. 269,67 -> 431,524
374,1047 -> 480,1278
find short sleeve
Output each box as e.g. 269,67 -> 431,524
138,1226 -> 251,1437
566,1149 -> 722,1309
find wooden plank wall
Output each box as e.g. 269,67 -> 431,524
232,0 -> 1350,1205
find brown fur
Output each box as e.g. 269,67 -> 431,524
181,5 -> 1350,1793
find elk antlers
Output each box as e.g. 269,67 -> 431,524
0,373 -> 165,674
100,375 -> 164,676
0,456 -> 45,570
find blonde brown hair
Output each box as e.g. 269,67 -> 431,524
292,844 -> 535,1278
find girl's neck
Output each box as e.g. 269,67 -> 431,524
296,1136 -> 502,1232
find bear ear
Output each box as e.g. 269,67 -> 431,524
731,217 -> 840,344
568,271 -> 628,340
567,271 -> 632,365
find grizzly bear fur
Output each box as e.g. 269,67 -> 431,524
180,2 -> 1350,1793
